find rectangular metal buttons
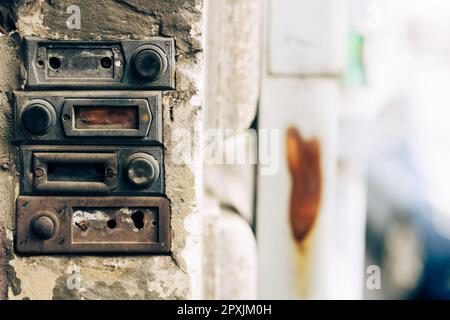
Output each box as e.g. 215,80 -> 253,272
15,37 -> 175,255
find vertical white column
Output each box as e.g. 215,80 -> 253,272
257,0 -> 365,299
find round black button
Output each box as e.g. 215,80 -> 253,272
22,103 -> 53,135
32,215 -> 56,240
127,154 -> 160,188
133,49 -> 164,81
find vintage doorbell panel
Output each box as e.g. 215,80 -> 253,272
20,145 -> 164,195
15,196 -> 170,254
14,91 -> 162,145
24,37 -> 175,90
15,36 -> 173,255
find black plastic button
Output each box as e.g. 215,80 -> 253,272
22,103 -> 53,135
133,48 -> 164,81
127,153 -> 160,188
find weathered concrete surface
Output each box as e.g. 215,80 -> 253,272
204,0 -> 262,132
0,34 -> 20,300
204,130 -> 257,225
201,0 -> 260,299
202,196 -> 257,299
0,0 -> 205,300
216,208 -> 257,299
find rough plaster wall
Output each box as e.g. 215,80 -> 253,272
204,0 -> 262,132
203,0 -> 261,228
201,0 -> 260,299
0,33 -> 21,301
203,0 -> 262,224
202,197 -> 257,300
0,0 -> 205,300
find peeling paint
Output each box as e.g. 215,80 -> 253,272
16,0 -> 49,36
6,263 -> 21,297
73,210 -> 111,223
70,205 -> 160,243
8,258 -> 59,300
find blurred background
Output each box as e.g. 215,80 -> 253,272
361,0 -> 450,299
204,0 -> 450,300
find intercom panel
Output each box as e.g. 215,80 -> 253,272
14,91 -> 162,145
16,196 -> 171,254
24,37 -> 176,89
19,145 -> 164,196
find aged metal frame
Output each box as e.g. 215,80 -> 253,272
15,196 -> 171,254
32,152 -> 118,193
14,91 -> 162,145
15,37 -> 173,255
62,98 -> 152,138
24,37 -> 176,90
20,145 -> 165,195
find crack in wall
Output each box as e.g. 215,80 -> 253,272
0,224 -> 7,299
113,0 -> 156,17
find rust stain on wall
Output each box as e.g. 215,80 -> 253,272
286,126 -> 322,242
0,224 -> 7,300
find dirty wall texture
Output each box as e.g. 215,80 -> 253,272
0,0 -> 205,300
203,0 -> 261,226
204,0 -> 261,132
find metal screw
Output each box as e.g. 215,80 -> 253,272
75,220 -> 90,232
34,168 -> 45,177
105,168 -> 116,178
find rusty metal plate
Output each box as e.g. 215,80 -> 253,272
20,145 -> 164,196
24,37 -> 175,90
15,196 -> 171,254
14,91 -> 162,145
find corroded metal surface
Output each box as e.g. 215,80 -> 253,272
14,91 -> 162,145
20,145 -> 164,195
24,37 -> 175,90
286,127 -> 322,242
16,196 -> 171,254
